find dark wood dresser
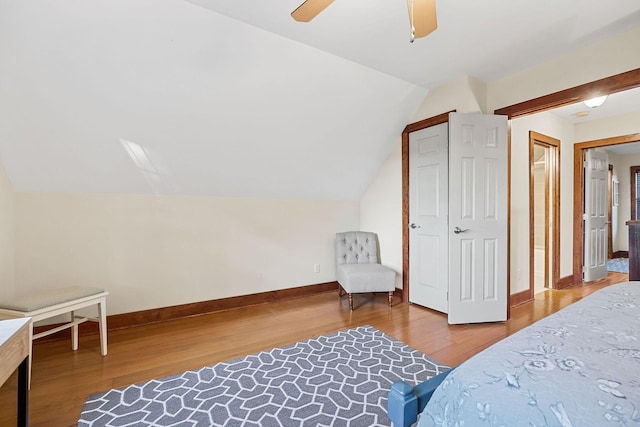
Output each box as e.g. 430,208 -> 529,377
626,220 -> 640,280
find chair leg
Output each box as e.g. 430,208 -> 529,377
388,291 -> 393,307
348,294 -> 354,311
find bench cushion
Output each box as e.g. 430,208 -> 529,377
0,286 -> 106,312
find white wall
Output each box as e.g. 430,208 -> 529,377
0,0 -> 428,202
13,192 -> 358,315
0,161 -> 14,300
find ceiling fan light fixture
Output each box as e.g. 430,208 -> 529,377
583,95 -> 608,108
406,0 -> 437,42
290,0 -> 437,42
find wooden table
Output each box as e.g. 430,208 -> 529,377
0,318 -> 30,427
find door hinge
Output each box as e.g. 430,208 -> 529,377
583,213 -> 588,221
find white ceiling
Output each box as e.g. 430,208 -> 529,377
551,86 -> 640,125
550,86 -> 640,155
189,0 -> 640,88
0,0 -> 639,200
604,141 -> 640,155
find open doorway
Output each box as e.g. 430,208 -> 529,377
530,132 -> 559,293
573,135 -> 640,281
494,68 -> 640,287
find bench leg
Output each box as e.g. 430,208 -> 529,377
98,297 -> 108,356
27,323 -> 33,390
18,356 -> 29,427
71,310 -> 79,351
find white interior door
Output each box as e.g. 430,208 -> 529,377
448,112 -> 508,324
583,149 -> 608,281
409,123 -> 449,313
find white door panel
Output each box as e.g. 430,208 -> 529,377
448,113 -> 508,324
409,123 -> 448,313
584,149 -> 608,282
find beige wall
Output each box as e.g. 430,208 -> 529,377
575,110 -> 640,142
0,161 -> 14,300
14,192 -> 358,315
360,142 -> 403,287
412,75 -> 485,120
360,26 -> 640,296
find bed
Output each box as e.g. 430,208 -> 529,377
388,281 -> 640,427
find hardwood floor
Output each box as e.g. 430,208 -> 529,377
0,272 -> 629,426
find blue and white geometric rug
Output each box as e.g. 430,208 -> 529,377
78,325 -> 448,426
607,257 -> 629,273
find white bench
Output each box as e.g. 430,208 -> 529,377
0,286 -> 108,388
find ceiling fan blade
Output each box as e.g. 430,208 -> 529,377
291,0 -> 335,22
408,0 -> 438,38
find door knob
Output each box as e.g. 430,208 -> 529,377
453,227 -> 469,234
409,223 -> 421,229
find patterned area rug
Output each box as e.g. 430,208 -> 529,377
78,325 -> 447,426
607,257 -> 629,273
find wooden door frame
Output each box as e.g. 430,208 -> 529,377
529,132 -> 560,297
401,68 -> 640,307
401,111 -> 454,304
608,164 -> 613,260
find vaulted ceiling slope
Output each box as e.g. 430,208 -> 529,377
0,0 -> 639,200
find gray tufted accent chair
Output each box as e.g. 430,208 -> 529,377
335,231 -> 396,310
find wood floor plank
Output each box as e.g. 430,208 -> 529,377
0,272 -> 628,426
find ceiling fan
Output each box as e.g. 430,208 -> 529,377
291,0 -> 437,42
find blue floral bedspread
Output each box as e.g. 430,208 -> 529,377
419,282 -> 640,426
